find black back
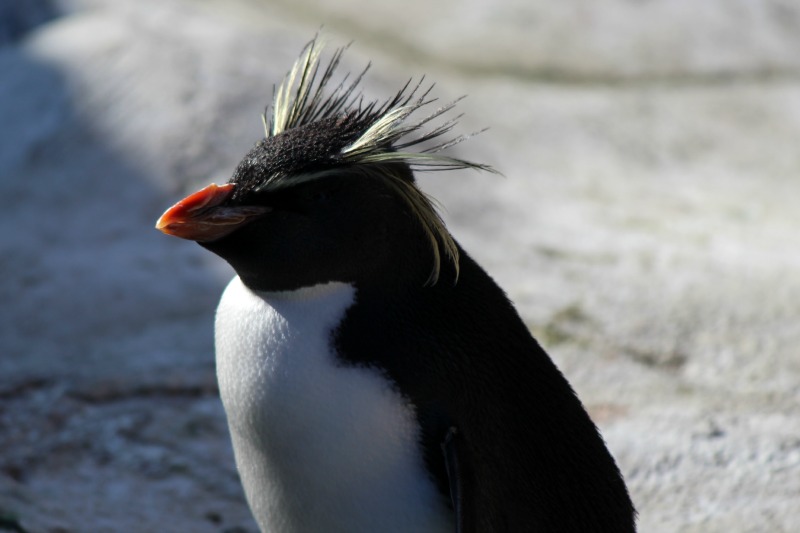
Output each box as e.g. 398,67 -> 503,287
334,246 -> 636,532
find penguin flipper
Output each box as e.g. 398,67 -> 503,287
442,426 -> 474,533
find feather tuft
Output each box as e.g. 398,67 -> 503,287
259,36 -> 497,284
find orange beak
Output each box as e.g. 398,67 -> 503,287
156,183 -> 271,242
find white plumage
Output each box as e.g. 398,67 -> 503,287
214,276 -> 453,533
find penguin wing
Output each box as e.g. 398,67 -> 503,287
442,426 -> 475,533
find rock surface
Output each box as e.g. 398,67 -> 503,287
1,0 -> 798,531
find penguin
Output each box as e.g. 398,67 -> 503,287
156,39 -> 636,533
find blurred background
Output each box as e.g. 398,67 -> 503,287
1,0 -> 798,531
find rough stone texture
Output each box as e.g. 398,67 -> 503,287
1,0 -> 798,531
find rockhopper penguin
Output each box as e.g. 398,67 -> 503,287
157,38 -> 636,533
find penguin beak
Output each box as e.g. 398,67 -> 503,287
156,183 -> 271,242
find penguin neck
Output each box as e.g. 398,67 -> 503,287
232,238 -> 456,294
251,280 -> 354,303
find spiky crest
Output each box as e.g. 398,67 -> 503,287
259,37 -> 497,285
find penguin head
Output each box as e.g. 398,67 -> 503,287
157,38 -> 494,292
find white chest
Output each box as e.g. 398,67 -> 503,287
214,277 -> 453,533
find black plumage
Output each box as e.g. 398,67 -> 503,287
335,246 -> 636,531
